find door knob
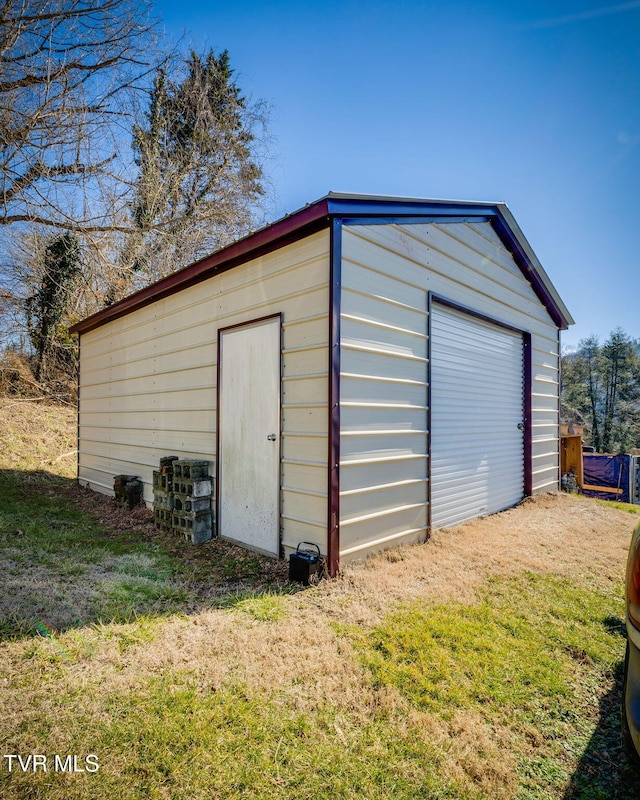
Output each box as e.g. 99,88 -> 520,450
267,433 -> 277,441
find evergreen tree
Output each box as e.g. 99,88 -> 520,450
24,234 -> 81,382
562,329 -> 640,452
125,49 -> 266,285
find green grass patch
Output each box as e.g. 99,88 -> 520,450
0,472 -> 150,562
95,577 -> 191,624
95,616 -> 163,654
0,671 -> 475,800
595,499 -> 640,514
359,573 -> 622,717
227,590 -> 292,621
352,572 -> 629,799
0,472 -> 193,639
21,625 -> 102,663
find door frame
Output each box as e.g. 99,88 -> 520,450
427,293 -> 532,532
216,313 -> 283,555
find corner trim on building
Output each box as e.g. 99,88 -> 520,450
523,332 -> 533,496
490,215 -> 567,331
426,292 -> 434,535
327,218 -> 342,578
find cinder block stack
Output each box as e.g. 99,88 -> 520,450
153,456 -> 214,544
172,460 -> 213,543
152,455 -> 178,531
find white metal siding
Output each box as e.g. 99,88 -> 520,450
339,245 -> 429,559
430,304 -> 524,528
78,231 -> 330,556
339,221 -> 560,557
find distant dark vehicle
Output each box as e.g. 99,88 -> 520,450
623,518 -> 640,760
582,445 -> 596,453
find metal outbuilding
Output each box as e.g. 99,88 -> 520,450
70,193 -> 574,576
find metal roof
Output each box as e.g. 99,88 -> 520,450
70,192 -> 574,334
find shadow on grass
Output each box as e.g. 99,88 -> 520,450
0,468 -> 295,642
563,658 -> 640,800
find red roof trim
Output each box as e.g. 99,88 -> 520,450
69,197 -> 331,334
70,192 -> 572,335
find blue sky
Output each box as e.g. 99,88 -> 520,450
155,0 -> 640,348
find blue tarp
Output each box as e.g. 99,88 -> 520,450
582,454 -> 631,502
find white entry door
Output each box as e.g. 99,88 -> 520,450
218,317 -> 281,555
430,304 -> 525,529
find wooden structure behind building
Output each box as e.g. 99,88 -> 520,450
560,423 -> 584,488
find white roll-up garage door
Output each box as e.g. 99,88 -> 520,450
430,303 -> 525,529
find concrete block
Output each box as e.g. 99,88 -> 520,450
173,478 -> 212,497
172,510 -> 212,544
153,505 -> 173,530
160,455 -> 179,471
185,527 -> 212,545
153,469 -> 173,491
173,493 -> 210,514
173,460 -> 210,480
153,489 -> 174,511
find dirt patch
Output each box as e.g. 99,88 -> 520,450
69,482 -> 291,593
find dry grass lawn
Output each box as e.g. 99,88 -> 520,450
1,398 -> 638,799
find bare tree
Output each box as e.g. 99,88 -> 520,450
0,9 -> 274,391
0,0 -> 159,232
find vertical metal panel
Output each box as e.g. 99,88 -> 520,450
523,331 -> 533,496
632,456 -> 640,504
76,335 -> 81,481
430,303 -> 525,529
